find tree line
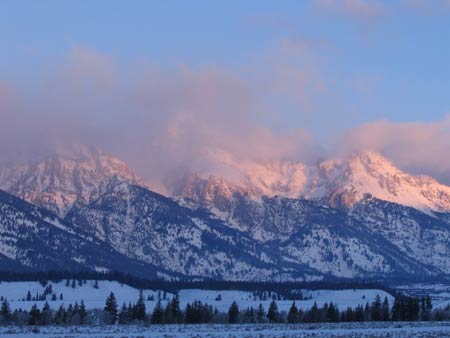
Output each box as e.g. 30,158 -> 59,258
1,291 -> 450,326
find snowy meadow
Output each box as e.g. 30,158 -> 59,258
2,322 -> 450,338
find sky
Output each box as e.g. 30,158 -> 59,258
0,0 -> 449,187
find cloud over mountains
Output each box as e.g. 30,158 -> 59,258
0,44 -> 449,192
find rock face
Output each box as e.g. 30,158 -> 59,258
64,179 -> 445,280
64,180 -> 319,281
1,147 -> 450,282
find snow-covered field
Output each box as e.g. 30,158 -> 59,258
398,283 -> 450,309
1,322 -> 450,338
0,280 -> 394,312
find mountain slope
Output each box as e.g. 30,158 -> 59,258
0,189 -> 170,279
68,178 -> 446,280
351,196 -> 450,274
174,175 -> 450,279
65,179 -> 322,281
2,147 -> 450,282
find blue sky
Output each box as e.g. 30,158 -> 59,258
1,1 -> 449,128
0,1 -> 450,183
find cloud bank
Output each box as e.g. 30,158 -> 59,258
1,45 -> 449,192
0,45 -> 325,192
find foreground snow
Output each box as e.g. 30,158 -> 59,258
1,322 -> 450,338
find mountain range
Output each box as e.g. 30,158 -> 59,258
1,146 -> 450,282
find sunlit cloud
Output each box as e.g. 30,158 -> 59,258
338,116 -> 450,184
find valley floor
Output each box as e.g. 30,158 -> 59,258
1,322 -> 450,338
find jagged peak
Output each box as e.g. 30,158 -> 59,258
0,145 -> 144,216
173,150 -> 450,214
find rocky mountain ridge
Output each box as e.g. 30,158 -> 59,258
1,147 -> 450,282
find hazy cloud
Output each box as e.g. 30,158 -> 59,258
0,45 -> 324,193
1,43 -> 449,192
338,116 -> 450,184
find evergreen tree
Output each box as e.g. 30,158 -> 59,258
28,304 -> 41,325
54,305 -> 66,325
163,294 -> 182,324
354,305 -> 365,322
392,295 -> 401,321
309,302 -> 320,322
228,301 -> 240,324
104,292 -> 118,324
79,300 -> 87,324
381,296 -> 390,321
256,303 -> 265,323
127,302 -> 133,322
26,291 -> 32,301
267,300 -> 280,323
343,307 -> 354,322
364,302 -> 371,321
68,302 -> 82,325
406,296 -> 420,321
185,300 -> 214,324
134,290 -> 146,321
243,306 -> 255,323
421,295 -> 433,321
119,302 -> 129,324
426,295 -> 433,311
287,301 -> 299,323
185,303 -> 193,323
1,299 -> 11,322
151,299 -> 164,324
43,284 -> 53,297
41,302 -> 52,325
371,294 -> 382,321
327,302 -> 339,322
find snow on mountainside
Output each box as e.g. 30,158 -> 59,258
0,146 -> 143,217
66,177 -> 449,279
173,160 -> 311,207
2,146 -> 450,281
174,151 -> 450,214
170,151 -> 450,279
0,189 -> 170,279
65,179 -> 323,281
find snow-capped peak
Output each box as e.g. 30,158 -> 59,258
303,150 -> 450,213
0,145 -> 143,216
173,150 -> 450,214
